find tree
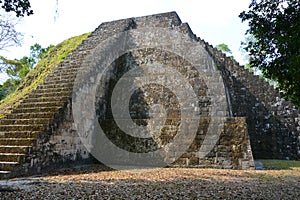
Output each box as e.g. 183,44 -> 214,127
0,0 -> 33,17
0,55 -> 32,96
0,0 -> 34,67
0,14 -> 22,52
0,78 -> 19,98
0,43 -> 49,75
216,43 -> 235,60
239,0 -> 300,107
0,0 -> 34,63
216,43 -> 232,54
30,43 -> 54,65
0,43 -> 52,100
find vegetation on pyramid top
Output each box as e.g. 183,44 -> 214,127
0,33 -> 90,118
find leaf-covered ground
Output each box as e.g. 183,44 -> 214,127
0,165 -> 299,199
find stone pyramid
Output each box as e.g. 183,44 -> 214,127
0,12 -> 299,179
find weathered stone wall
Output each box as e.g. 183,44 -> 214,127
172,117 -> 254,169
92,43 -> 254,169
96,117 -> 254,170
201,40 -> 300,160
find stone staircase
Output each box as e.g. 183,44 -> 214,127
0,62 -> 79,179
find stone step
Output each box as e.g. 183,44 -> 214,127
5,112 -> 54,120
44,74 -> 76,82
0,138 -> 36,146
43,78 -> 76,85
0,131 -> 39,138
49,75 -> 76,82
0,118 -> 51,126
48,67 -> 77,74
45,75 -> 76,83
0,161 -> 19,171
0,170 -> 11,179
0,125 -> 45,132
0,146 -> 31,154
0,153 -> 25,162
38,82 -> 74,90
52,67 -> 78,73
54,69 -> 74,76
12,106 -> 61,114
33,87 -> 71,94
28,91 -> 71,98
16,101 -> 65,109
55,63 -> 81,69
21,96 -> 68,103
46,70 -> 77,78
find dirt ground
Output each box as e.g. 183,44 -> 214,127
0,165 -> 299,199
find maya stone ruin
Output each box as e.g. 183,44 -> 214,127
0,12 -> 299,178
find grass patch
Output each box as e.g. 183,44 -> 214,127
0,33 -> 90,118
259,159 -> 300,170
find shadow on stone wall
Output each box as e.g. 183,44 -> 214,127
217,58 -> 298,160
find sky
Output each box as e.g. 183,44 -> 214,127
0,0 -> 251,83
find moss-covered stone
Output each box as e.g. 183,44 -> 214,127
0,33 -> 90,118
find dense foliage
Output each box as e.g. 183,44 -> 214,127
239,0 -> 300,107
0,0 -> 33,17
